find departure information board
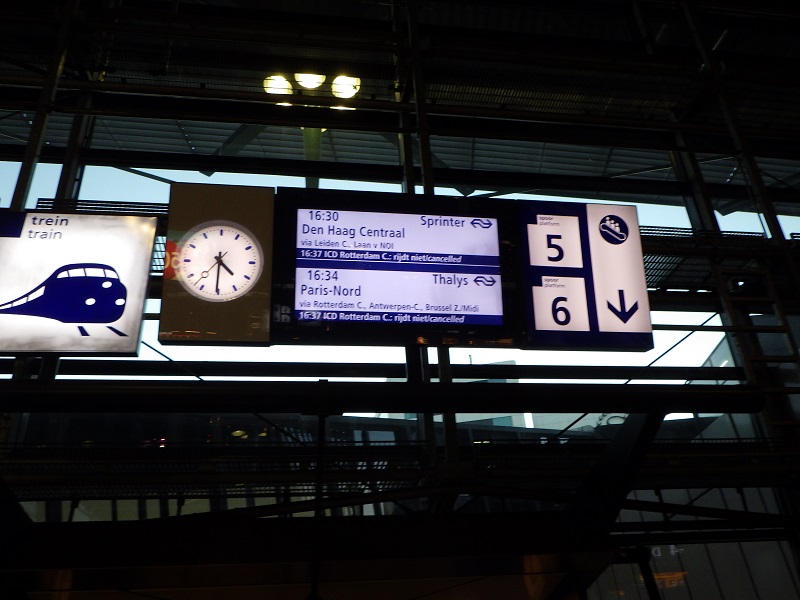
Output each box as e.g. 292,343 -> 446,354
294,208 -> 503,326
270,187 -> 651,350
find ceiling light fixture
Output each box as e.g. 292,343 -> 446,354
263,75 -> 293,105
295,73 -> 326,89
263,75 -> 291,94
331,75 -> 361,99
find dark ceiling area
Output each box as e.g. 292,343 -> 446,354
1,0 -> 800,208
3,1 -> 800,600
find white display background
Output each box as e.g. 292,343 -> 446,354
297,209 -> 499,255
586,204 -> 652,333
527,214 -> 583,268
532,276 -> 590,331
295,209 -> 503,323
295,267 -> 504,315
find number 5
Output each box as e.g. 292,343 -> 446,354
546,234 -> 564,262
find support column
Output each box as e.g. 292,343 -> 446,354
395,0 -> 440,508
681,4 -> 800,574
307,410 -> 328,600
10,0 -> 80,211
390,2 -> 417,195
636,548 -> 663,600
633,0 -> 720,234
303,127 -> 322,189
669,143 -> 721,233
55,92 -> 96,201
430,346 -> 461,514
437,346 -> 459,464
681,0 -> 785,241
405,345 -> 436,461
569,412 -> 665,543
680,0 -> 800,400
399,0 -> 434,194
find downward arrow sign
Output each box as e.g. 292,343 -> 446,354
607,290 -> 638,323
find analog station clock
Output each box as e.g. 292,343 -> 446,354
177,220 -> 264,302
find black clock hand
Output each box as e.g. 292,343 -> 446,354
212,252 -> 230,271
194,261 -> 220,286
218,257 -> 234,275
215,252 -> 223,294
193,270 -> 210,286
194,251 -> 228,287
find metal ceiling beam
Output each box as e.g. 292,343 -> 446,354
6,443 -> 797,502
7,142 -> 800,209
641,0 -> 800,19
0,77 -> 695,133
618,498 -> 795,526
0,510 -> 793,575
0,381 -> 767,414
3,79 -> 799,160
83,5 -> 400,52
63,3 -> 800,89
199,123 -> 266,177
0,358 -> 744,382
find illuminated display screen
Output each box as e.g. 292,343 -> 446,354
269,188 -> 520,347
294,208 -> 503,326
0,211 -> 157,354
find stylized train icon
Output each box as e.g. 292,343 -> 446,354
0,263 -> 127,324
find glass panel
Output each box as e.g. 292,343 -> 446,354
757,156 -> 800,239
0,161 -> 61,209
0,161 -> 21,208
589,541 -> 800,600
694,155 -> 771,235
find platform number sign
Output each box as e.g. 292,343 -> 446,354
521,201 -> 653,350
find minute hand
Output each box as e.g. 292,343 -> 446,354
213,251 -> 229,294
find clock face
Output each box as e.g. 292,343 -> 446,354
177,221 -> 264,302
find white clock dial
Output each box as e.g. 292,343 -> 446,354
177,221 -> 264,302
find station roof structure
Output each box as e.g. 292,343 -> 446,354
2,1 -> 800,599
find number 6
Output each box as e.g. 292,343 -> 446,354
552,296 -> 571,325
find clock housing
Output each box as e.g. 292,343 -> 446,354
177,220 -> 264,302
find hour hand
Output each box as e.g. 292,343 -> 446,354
217,257 -> 234,275
213,252 -> 233,275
